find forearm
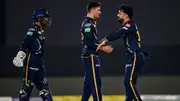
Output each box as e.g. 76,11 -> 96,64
106,29 -> 125,42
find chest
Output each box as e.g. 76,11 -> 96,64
93,24 -> 97,34
122,33 -> 135,43
35,33 -> 45,46
92,25 -> 98,40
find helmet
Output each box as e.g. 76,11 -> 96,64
32,8 -> 52,26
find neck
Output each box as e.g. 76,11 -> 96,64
87,13 -> 95,20
123,18 -> 130,25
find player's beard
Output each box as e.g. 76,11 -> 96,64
94,14 -> 100,20
118,17 -> 124,24
40,17 -> 52,27
41,23 -> 47,30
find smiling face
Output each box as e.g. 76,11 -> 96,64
117,10 -> 128,24
91,7 -> 101,19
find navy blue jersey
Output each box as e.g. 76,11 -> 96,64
20,24 -> 45,56
80,17 -> 99,56
106,20 -> 142,53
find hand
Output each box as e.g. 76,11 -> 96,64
12,51 -> 26,67
96,40 -> 107,51
101,45 -> 113,53
13,57 -> 24,67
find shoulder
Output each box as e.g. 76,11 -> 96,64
129,21 -> 137,29
81,19 -> 93,28
123,21 -> 136,30
81,20 -> 93,33
26,26 -> 37,36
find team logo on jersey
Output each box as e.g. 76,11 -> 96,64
85,28 -> 91,32
27,32 -> 33,36
39,35 -> 45,40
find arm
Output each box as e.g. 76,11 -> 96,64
105,24 -> 134,42
96,24 -> 133,51
105,28 -> 125,42
96,28 -> 127,51
20,31 -> 35,52
13,28 -> 36,67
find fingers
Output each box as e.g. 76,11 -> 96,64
96,40 -> 106,51
13,57 -> 23,67
96,45 -> 102,51
102,45 -> 113,53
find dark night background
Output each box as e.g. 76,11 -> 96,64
0,0 -> 180,96
1,0 -> 179,77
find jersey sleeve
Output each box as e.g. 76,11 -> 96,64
81,23 -> 98,49
20,28 -> 36,52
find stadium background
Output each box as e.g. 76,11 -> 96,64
0,0 -> 180,100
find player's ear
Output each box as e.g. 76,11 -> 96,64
91,8 -> 95,12
125,14 -> 128,19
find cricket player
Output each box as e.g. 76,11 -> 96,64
12,8 -> 53,101
80,1 -> 113,101
97,4 -> 148,101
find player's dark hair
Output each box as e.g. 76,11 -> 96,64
120,4 -> 134,19
86,1 -> 101,12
